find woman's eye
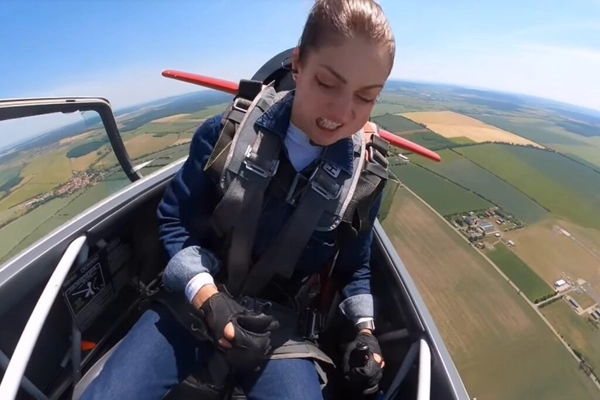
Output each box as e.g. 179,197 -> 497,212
316,78 -> 333,89
357,95 -> 376,103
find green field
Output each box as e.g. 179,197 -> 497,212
485,244 -> 554,301
475,115 -> 586,146
541,300 -> 600,374
399,131 -> 457,151
67,139 -> 108,158
391,164 -> 492,215
371,113 -> 425,132
412,149 -> 549,224
474,115 -> 600,168
0,165 -> 24,192
450,136 -> 476,145
456,144 -> 600,230
0,195 -> 76,262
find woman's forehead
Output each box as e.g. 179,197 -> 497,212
307,38 -> 391,87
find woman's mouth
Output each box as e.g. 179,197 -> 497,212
316,117 -> 343,131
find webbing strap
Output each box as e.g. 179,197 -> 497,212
211,85 -> 280,236
216,133 -> 282,295
210,86 -> 283,295
241,166 -> 343,296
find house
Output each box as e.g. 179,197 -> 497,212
554,279 -> 566,287
479,221 -> 495,233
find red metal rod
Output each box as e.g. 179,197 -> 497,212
162,70 -> 239,95
162,69 -> 442,162
379,128 -> 441,162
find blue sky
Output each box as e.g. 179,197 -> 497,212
1,0 -> 600,143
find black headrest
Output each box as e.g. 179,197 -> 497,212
251,48 -> 296,92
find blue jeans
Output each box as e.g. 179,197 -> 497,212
79,305 -> 324,400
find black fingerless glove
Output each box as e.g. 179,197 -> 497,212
200,291 -> 280,369
343,332 -> 384,395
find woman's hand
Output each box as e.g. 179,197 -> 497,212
194,286 -> 280,368
343,330 -> 385,395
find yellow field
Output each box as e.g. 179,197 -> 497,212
172,138 -> 192,147
381,188 -> 600,400
59,130 -> 94,145
570,291 -> 596,310
503,217 -> 600,284
400,111 -> 545,148
152,113 -> 190,123
123,134 -> 179,160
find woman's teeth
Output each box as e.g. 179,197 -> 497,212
316,117 -> 342,130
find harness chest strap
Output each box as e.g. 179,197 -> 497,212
206,81 -> 390,298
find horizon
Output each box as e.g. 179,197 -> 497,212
1,0 -> 600,147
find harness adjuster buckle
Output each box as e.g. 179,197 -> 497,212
310,169 -> 341,200
232,97 -> 250,113
243,145 -> 280,178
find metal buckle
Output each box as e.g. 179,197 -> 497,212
285,173 -> 308,205
366,144 -> 375,163
232,97 -> 249,113
309,168 -> 341,200
243,145 -> 280,178
299,308 -> 324,341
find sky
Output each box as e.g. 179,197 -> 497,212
1,0 -> 600,146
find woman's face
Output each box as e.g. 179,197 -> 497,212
291,36 -> 392,147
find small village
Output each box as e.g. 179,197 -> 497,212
20,170 -> 107,210
445,207 -> 522,248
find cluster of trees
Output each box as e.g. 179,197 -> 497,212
534,292 -> 559,305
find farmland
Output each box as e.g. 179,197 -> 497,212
382,188 -> 600,400
411,149 -> 549,224
401,111 -> 545,148
484,244 -> 554,302
390,163 -> 492,216
395,131 -> 457,151
371,113 -> 425,133
455,144 -> 600,230
501,218 -> 600,285
0,93 -> 228,262
541,300 -> 600,375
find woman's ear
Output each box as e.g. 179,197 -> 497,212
292,47 -> 300,75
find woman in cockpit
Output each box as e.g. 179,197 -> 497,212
80,1 -> 395,399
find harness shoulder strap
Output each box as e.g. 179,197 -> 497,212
336,122 -> 391,246
204,79 -> 264,185
207,82 -> 288,295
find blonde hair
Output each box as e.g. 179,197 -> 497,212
298,0 -> 396,69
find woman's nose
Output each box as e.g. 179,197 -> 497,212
328,96 -> 353,122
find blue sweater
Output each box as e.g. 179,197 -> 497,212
156,90 -> 381,323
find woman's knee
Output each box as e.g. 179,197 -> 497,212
242,358 -> 324,400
